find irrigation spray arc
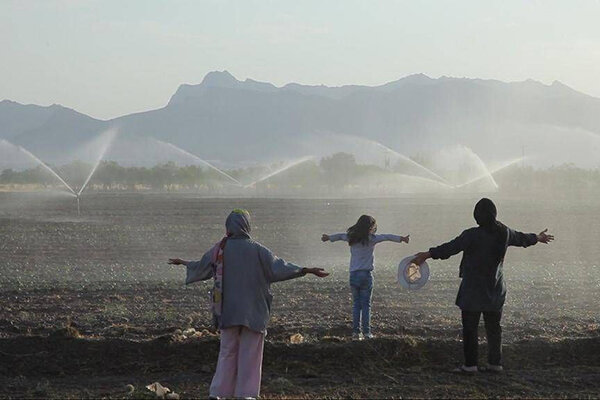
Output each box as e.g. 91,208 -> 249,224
0,129 -> 119,216
453,146 -> 500,189
149,136 -> 521,193
313,133 -> 514,191
351,137 -> 521,192
150,138 -> 243,186
150,139 -> 319,190
0,139 -> 78,197
368,140 -> 453,186
74,129 -> 119,215
2,133 -> 524,199
320,132 -> 456,187
243,156 -> 316,188
453,157 -> 525,189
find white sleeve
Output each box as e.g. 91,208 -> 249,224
328,233 -> 348,242
372,234 -> 404,244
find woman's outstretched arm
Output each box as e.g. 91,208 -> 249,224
169,245 -> 216,284
509,228 -> 554,247
259,244 -> 329,282
412,230 -> 471,265
537,229 -> 554,244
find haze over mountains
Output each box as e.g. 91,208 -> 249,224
2,71 -> 600,169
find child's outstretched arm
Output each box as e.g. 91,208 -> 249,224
372,234 -> 410,244
321,233 -> 348,242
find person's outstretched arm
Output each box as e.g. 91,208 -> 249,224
372,234 -> 410,244
412,230 -> 471,266
258,244 -> 329,283
509,228 -> 554,247
169,245 -> 216,284
321,233 -> 348,243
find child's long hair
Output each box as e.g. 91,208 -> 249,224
347,215 -> 377,245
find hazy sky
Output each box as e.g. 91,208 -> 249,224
2,0 -> 600,120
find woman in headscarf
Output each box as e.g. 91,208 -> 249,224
411,198 -> 554,373
169,209 -> 328,398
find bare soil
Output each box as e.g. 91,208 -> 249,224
1,193 -> 599,398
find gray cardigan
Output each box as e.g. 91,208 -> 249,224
186,212 -> 305,332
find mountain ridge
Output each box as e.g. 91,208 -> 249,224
1,72 -> 591,123
2,71 -> 599,168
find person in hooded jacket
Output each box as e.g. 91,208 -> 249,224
169,209 -> 328,398
411,198 -> 554,373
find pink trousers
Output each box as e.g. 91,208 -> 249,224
209,326 -> 265,398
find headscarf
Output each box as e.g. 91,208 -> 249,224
225,208 -> 251,238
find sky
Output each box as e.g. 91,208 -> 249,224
1,0 -> 600,120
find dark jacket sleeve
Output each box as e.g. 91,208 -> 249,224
508,228 -> 538,248
429,230 -> 471,260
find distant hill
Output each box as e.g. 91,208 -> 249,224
0,100 -> 64,140
2,71 -> 600,167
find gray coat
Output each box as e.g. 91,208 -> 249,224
186,212 -> 305,332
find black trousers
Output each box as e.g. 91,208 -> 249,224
461,310 -> 502,367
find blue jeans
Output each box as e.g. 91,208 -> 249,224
350,270 -> 373,335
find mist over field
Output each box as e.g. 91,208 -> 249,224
2,71 -> 600,201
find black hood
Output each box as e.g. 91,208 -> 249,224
474,198 -> 497,228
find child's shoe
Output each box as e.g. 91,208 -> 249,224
364,333 -> 374,339
352,332 -> 363,341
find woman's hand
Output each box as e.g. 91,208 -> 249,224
168,258 -> 188,266
321,234 -> 330,242
402,235 -> 410,244
411,251 -> 431,266
537,229 -> 554,244
302,267 -> 329,277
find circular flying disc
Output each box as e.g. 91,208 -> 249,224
397,255 -> 430,290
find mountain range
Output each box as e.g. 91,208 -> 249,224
2,71 -> 600,169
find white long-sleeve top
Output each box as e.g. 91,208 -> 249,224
328,233 -> 405,272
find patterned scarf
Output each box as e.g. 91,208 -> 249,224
210,236 -> 228,329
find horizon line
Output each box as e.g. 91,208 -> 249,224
0,71 -> 586,122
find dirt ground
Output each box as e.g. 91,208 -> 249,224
1,281 -> 599,399
1,194 -> 599,398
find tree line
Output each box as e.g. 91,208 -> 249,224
1,154 -> 599,198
